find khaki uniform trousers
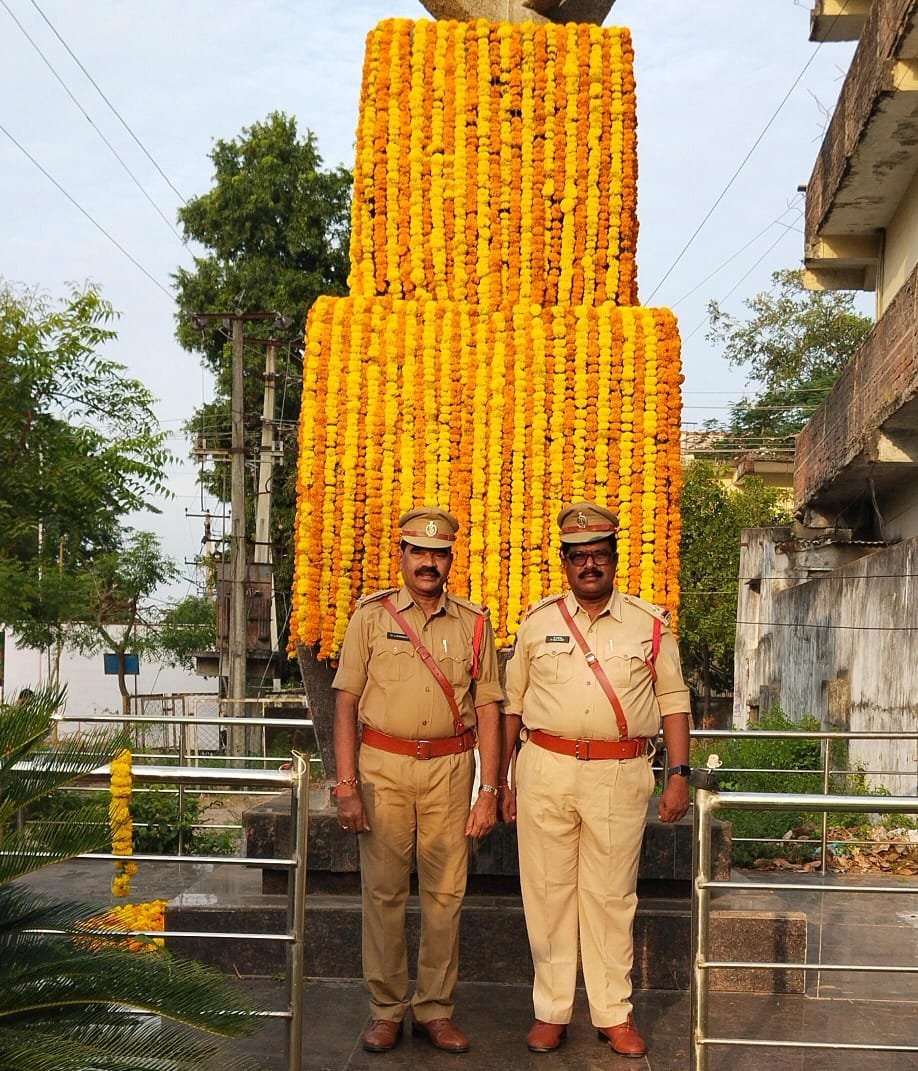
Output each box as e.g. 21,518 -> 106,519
516,741 -> 655,1026
358,743 -> 475,1023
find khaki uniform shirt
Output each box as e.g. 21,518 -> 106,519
332,586 -> 505,738
505,589 -> 690,740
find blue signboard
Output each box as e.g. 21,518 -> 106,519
103,653 -> 139,676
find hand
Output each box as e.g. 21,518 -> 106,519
500,785 -> 517,824
336,784 -> 371,833
465,791 -> 498,838
658,776 -> 690,824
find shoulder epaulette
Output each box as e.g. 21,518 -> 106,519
621,592 -> 672,626
447,594 -> 489,616
356,587 -> 399,608
522,592 -> 565,619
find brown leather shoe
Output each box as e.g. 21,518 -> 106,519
411,1017 -> 470,1053
362,1019 -> 403,1052
526,1019 -> 568,1053
597,1015 -> 646,1057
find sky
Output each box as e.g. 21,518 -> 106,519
1,0 -> 869,603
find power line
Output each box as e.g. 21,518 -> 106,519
0,121 -> 172,300
0,0 -> 183,244
645,22 -> 835,303
670,200 -> 803,309
28,0 -> 188,207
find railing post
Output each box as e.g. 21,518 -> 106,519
286,752 -> 310,1071
820,737 -> 832,875
690,769 -> 718,1071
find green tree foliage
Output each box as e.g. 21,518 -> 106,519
705,268 -> 873,449
0,283 -> 170,649
173,112 -> 352,625
155,594 -> 217,673
679,461 -> 791,713
0,688 -> 259,1071
64,531 -> 179,712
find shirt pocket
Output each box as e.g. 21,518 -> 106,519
531,639 -> 578,684
601,643 -> 649,690
437,652 -> 471,688
373,642 -> 416,683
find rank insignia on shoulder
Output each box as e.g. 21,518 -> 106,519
622,592 -> 671,625
448,594 -> 489,616
545,634 -> 570,643
357,587 -> 399,607
523,593 -> 564,618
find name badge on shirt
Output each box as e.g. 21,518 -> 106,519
545,634 -> 570,643
386,631 -> 409,641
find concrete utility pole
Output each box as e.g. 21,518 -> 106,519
252,337 -> 286,693
189,310 -> 288,759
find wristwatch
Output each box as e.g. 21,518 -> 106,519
667,765 -> 691,778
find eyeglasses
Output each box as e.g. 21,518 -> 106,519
564,548 -> 615,567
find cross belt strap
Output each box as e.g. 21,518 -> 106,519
361,724 -> 476,759
557,598 -> 630,740
381,597 -> 467,736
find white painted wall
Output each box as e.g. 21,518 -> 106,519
735,530 -> 918,796
1,632 -> 216,717
879,166 -> 918,316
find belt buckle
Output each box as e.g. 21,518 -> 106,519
574,737 -> 591,760
415,739 -> 432,760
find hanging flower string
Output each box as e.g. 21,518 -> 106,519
109,748 -> 137,898
290,17 -> 683,661
290,299 -> 683,658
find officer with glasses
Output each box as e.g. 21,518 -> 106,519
499,500 -> 691,1058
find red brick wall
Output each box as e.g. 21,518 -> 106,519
795,262 -> 918,508
805,0 -> 917,246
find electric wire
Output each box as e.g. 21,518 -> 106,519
0,0 -> 184,245
0,121 -> 173,300
645,14 -> 838,303
29,0 -> 188,206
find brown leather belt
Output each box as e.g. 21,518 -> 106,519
528,728 -> 648,761
361,725 -> 476,759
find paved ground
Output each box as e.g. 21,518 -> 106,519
17,860 -> 918,1070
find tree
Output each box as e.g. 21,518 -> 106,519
156,594 -> 217,673
705,268 -> 873,449
64,531 -> 179,714
0,283 -> 170,653
679,460 -> 791,718
0,688 -> 259,1071
172,112 -> 352,649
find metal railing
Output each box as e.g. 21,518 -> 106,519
19,711 -> 313,1071
683,728 -> 918,873
690,779 -> 918,1070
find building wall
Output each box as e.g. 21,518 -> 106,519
880,166 -> 918,316
734,529 -> 918,796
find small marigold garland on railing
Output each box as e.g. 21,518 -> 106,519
109,748 -> 137,898
81,900 -> 167,953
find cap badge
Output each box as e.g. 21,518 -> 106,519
425,520 -> 439,537
576,511 -> 588,529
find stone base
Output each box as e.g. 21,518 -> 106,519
243,793 -> 733,895
166,865 -> 805,993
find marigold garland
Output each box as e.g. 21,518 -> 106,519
109,748 -> 137,898
349,19 -> 639,309
81,899 -> 167,953
291,298 -> 683,658
290,17 -> 683,661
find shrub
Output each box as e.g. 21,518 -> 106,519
691,709 -> 877,866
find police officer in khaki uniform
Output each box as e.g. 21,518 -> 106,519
500,501 -> 691,1058
332,507 -> 504,1055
